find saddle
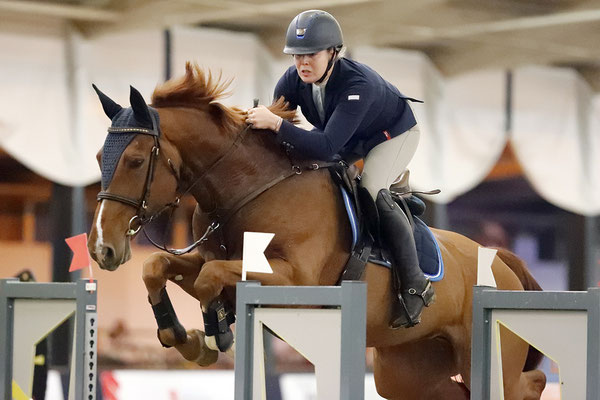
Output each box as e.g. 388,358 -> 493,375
329,165 -> 444,283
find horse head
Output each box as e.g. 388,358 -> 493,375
88,63 -> 296,271
88,85 -> 182,271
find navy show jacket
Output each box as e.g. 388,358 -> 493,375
275,57 -> 420,162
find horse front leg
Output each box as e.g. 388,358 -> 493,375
142,251 -> 218,366
193,258 -> 296,353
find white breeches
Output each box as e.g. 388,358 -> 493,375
360,126 -> 420,201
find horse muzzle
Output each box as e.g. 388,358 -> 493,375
94,240 -> 131,271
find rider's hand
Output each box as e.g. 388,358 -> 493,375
246,105 -> 283,132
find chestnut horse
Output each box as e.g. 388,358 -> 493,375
88,63 -> 546,400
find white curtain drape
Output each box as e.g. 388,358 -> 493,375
354,47 -> 507,203
512,66 -> 600,215
0,26 -> 70,185
0,25 -> 163,186
77,28 -> 164,186
0,25 -> 598,215
171,26 -> 275,109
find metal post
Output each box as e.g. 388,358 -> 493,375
340,281 -> 367,399
471,286 -> 600,399
0,279 -> 97,400
234,281 -> 367,400
586,288 -> 600,399
0,279 -> 17,400
470,285 -> 491,400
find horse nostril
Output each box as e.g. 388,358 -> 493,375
101,245 -> 115,262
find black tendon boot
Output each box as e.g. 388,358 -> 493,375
376,189 -> 436,328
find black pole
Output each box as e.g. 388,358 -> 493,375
49,184 -> 74,368
567,213 -> 598,290
505,70 -> 513,135
164,29 -> 172,81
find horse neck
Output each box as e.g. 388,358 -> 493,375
164,107 -> 291,212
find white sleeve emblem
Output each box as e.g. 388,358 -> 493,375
348,94 -> 360,100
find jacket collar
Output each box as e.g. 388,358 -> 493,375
297,58 -> 343,127
322,58 -> 342,113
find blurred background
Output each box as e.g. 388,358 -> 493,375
0,0 -> 599,399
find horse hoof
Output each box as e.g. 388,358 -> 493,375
188,329 -> 219,366
520,369 -> 546,400
225,338 -> 236,359
157,326 -> 186,348
216,329 -> 234,352
205,334 -> 218,351
205,329 -> 235,353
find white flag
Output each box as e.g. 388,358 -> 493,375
477,246 -> 497,288
242,232 -> 275,281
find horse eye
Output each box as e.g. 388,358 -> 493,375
127,158 -> 145,168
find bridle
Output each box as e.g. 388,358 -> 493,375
97,107 -> 335,256
96,113 -> 180,238
96,109 -> 256,255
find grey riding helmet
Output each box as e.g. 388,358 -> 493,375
283,10 -> 343,55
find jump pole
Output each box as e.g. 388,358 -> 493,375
234,280 -> 367,400
471,286 -> 600,400
0,278 -> 98,400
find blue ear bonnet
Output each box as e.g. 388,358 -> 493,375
101,107 -> 160,190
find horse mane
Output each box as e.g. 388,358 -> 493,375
151,62 -> 296,132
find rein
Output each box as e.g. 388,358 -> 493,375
143,122 -> 337,256
141,123 -> 255,255
98,108 -> 336,256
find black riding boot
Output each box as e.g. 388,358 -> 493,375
376,189 -> 436,328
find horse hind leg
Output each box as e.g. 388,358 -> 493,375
142,252 -> 218,366
372,337 -> 468,400
459,323 -> 544,400
519,370 -> 546,400
497,323 -> 546,400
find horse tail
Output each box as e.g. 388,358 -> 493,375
495,247 -> 544,371
495,248 -> 542,292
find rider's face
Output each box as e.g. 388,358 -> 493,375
293,49 -> 333,84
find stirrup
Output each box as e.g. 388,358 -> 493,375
389,281 -> 435,329
406,280 -> 436,308
389,296 -> 414,329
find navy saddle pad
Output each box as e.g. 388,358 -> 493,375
340,187 -> 444,281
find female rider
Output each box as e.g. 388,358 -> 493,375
246,9 -> 434,328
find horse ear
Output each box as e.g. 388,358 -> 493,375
92,84 -> 123,120
129,86 -> 153,129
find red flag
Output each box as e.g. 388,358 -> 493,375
65,233 -> 91,272
100,371 -> 119,400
